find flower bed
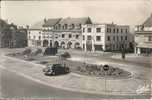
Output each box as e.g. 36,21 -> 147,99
76,63 -> 132,79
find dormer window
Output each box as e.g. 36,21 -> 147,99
64,24 -> 68,29
71,24 -> 75,29
62,25 -> 64,30
58,24 -> 61,29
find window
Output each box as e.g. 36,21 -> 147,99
125,36 -> 127,40
148,36 -> 152,41
96,28 -> 101,33
62,25 -> 64,29
76,35 -> 79,39
121,29 -> 123,33
113,29 -> 115,33
37,41 -> 41,46
125,29 -> 128,33
109,28 -> 111,33
71,24 -> 75,29
83,28 -> 85,33
107,28 -> 109,32
83,44 -> 85,49
87,28 -> 92,33
117,28 -> 119,33
107,36 -> 110,41
39,36 -> 41,40
64,24 -> 68,29
113,36 -> 115,41
69,34 -> 72,38
107,28 -> 111,33
58,24 -> 61,29
83,35 -> 85,40
79,24 -> 81,29
62,34 -> 65,38
96,36 -> 101,41
33,36 -> 36,39
32,40 -> 35,45
87,35 -> 92,40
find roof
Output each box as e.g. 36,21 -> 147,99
59,17 -> 92,25
0,19 -> 7,24
143,14 -> 152,27
30,21 -> 44,29
43,18 -> 62,27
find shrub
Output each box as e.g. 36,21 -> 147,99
60,52 -> 71,58
33,48 -> 42,56
22,48 -> 31,55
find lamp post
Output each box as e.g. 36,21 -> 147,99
120,41 -> 126,60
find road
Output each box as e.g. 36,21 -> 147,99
0,48 -> 151,99
0,68 -> 150,99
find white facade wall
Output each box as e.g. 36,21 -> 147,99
82,24 -> 131,52
135,26 -> 152,54
82,24 -> 106,51
27,29 -> 42,47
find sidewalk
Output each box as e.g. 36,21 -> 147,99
0,55 -> 150,96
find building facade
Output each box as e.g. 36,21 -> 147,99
27,17 -> 133,52
27,21 -> 44,47
0,19 -> 27,48
28,17 -> 92,49
82,23 -> 131,52
53,17 -> 92,49
135,14 -> 152,55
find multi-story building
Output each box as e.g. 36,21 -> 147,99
135,14 -> 152,55
27,17 -> 133,52
27,21 -> 43,47
0,19 -> 27,48
82,23 -> 131,52
42,18 -> 61,47
28,17 -> 92,49
53,17 -> 92,49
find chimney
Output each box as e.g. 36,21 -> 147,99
44,18 -> 47,23
26,25 -> 29,29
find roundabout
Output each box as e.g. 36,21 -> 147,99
3,50 -> 151,97
75,63 -> 132,79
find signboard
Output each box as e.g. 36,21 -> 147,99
103,65 -> 109,71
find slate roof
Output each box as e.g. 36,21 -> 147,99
0,19 -> 7,25
30,17 -> 92,29
59,17 -> 92,25
43,18 -> 62,27
30,21 -> 44,29
142,14 -> 152,27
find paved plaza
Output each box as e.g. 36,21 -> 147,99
0,48 -> 151,99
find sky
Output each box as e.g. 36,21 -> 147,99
1,0 -> 152,28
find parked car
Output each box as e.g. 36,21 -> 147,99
43,64 -> 70,76
60,52 -> 71,58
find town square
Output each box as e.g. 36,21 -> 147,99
0,0 -> 152,99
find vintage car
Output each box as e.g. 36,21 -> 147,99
43,64 -> 70,76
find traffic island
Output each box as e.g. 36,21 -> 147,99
4,50 -> 151,97
76,63 -> 132,79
